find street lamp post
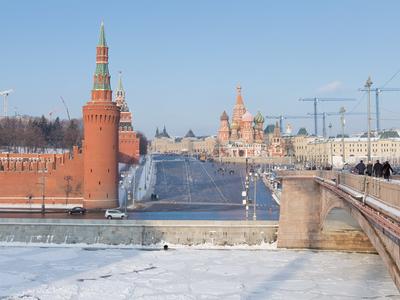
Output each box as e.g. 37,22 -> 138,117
339,107 -> 346,165
144,156 -> 147,190
38,166 -> 46,215
131,167 -> 136,208
125,180 -> 131,214
328,123 -> 333,167
245,176 -> 249,220
253,173 -> 258,221
41,174 -> 45,214
365,76 -> 373,162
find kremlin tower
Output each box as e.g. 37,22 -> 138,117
115,72 -> 140,164
82,22 -> 120,209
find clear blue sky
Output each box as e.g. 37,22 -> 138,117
2,1 -> 400,138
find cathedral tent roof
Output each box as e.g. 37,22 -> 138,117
220,111 -> 229,121
235,85 -> 244,105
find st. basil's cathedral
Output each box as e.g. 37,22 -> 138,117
218,86 -> 285,158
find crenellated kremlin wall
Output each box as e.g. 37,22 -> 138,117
0,23 -> 139,209
0,146 -> 84,206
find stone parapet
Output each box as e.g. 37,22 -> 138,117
0,219 -> 278,246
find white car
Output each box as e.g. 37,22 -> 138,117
105,209 -> 128,219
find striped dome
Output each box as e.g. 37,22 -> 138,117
254,111 -> 264,123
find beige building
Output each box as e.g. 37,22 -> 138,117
293,134 -> 400,167
150,128 -> 216,155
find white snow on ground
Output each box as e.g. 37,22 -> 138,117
0,246 -> 398,299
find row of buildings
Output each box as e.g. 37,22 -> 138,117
150,83 -> 400,167
293,132 -> 400,167
150,127 -> 216,155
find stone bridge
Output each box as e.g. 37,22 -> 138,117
276,170 -> 400,290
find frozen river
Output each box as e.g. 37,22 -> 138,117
0,245 -> 398,299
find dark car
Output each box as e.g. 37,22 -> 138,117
68,207 -> 87,215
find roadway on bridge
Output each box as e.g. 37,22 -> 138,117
136,154 -> 279,220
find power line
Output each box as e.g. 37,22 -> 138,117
381,68 -> 400,88
380,107 -> 400,115
348,91 -> 366,113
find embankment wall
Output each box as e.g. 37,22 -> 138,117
0,219 -> 278,246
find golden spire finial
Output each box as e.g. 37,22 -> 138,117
236,84 -> 242,94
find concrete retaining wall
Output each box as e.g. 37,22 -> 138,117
0,219 -> 278,246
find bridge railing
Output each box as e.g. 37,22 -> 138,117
317,170 -> 400,211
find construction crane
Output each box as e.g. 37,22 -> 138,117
0,89 -> 14,118
265,115 -> 312,133
358,87 -> 400,133
60,96 -> 71,121
299,97 -> 356,136
308,111 -> 366,138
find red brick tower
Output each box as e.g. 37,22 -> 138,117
115,72 -> 140,164
82,22 -> 120,209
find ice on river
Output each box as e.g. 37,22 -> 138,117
0,245 -> 398,299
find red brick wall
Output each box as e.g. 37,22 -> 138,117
119,131 -> 140,164
0,147 -> 83,206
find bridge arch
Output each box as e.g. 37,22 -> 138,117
277,173 -> 400,290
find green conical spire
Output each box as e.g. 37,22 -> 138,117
93,21 -> 111,91
98,21 -> 107,46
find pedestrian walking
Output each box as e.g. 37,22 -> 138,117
382,161 -> 393,181
355,160 -> 366,175
365,161 -> 373,176
373,160 -> 383,177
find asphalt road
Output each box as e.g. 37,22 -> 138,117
140,154 -> 280,220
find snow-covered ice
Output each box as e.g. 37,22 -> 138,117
0,246 -> 398,299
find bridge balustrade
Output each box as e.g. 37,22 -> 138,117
316,170 -> 400,211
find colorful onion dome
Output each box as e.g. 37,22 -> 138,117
254,111 -> 264,123
231,121 -> 239,130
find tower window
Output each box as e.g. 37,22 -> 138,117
100,127 -> 102,131
108,168 -> 110,173
99,181 -> 101,185
90,169 -> 92,173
